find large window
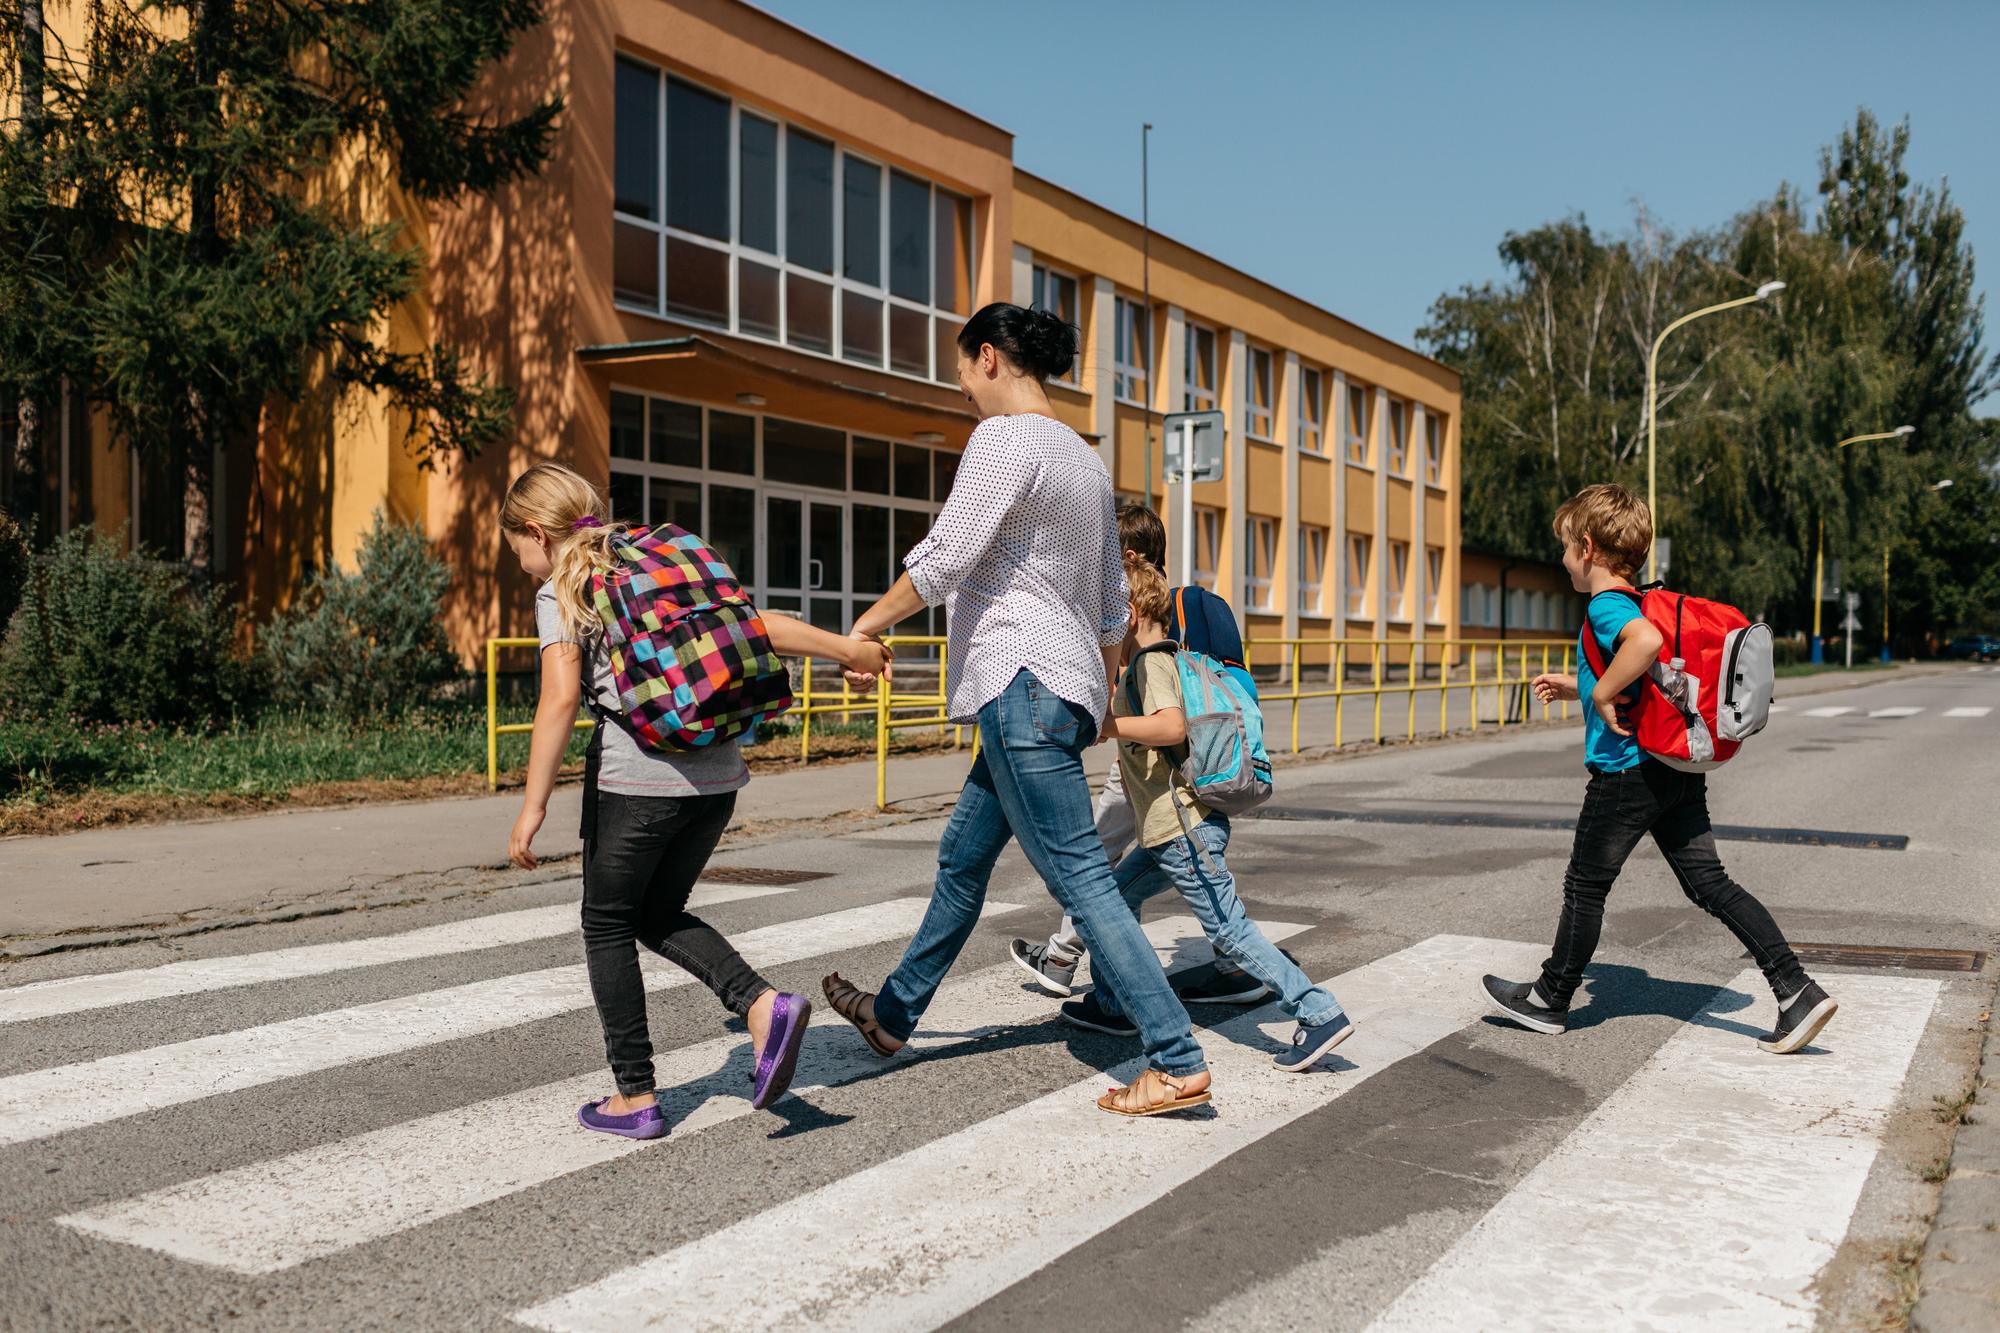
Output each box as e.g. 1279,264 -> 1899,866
1298,366 -> 1325,455
613,58 -> 974,384
1245,345 -> 1274,439
1346,534 -> 1372,617
1424,411 -> 1445,485
1299,524 -> 1328,615
1388,539 -> 1411,620
1244,516 -> 1276,611
1386,398 -> 1409,475
1183,323 -> 1217,412
1030,263 -> 1081,386
1426,545 -> 1445,622
1346,382 -> 1371,466
1113,296 -> 1150,406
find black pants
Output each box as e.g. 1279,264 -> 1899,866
1537,759 -> 1809,1010
581,768 -> 769,1095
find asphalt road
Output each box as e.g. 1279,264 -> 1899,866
1,666 -> 1995,1331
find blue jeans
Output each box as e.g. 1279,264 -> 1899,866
873,671 -> 1206,1077
1096,818 -> 1343,1028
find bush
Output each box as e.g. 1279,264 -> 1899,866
0,511 -> 30,634
260,512 -> 458,718
0,525 -> 253,727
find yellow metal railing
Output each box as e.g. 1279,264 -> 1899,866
1244,637 -> 1574,753
488,633 -> 1577,806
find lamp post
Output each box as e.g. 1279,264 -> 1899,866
1646,280 -> 1785,582
1812,425 -> 1915,664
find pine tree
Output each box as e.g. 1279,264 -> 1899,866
0,0 -> 560,568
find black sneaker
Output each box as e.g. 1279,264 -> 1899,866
1174,967 -> 1272,1005
1059,992 -> 1139,1038
1758,980 -> 1837,1054
1008,938 -> 1078,998
1482,975 -> 1567,1034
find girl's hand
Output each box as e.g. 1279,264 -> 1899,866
1095,715 -> 1120,744
843,631 -> 891,691
1530,672 -> 1578,703
509,804 -> 546,870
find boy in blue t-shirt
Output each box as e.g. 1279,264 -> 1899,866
1007,503 -> 1271,1008
1482,484 -> 1837,1055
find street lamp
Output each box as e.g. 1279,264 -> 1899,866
1813,425 -> 1915,664
1645,280 -> 1786,582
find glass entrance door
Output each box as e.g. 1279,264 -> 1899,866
762,490 -> 848,631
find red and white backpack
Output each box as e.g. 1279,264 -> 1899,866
1580,586 -> 1775,771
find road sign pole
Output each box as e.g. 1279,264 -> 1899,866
1179,417 -> 1196,587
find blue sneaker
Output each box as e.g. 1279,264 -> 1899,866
1274,1012 -> 1354,1071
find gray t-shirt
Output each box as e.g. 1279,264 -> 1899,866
535,585 -> 749,798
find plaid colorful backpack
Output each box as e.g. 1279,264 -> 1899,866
590,524 -> 794,751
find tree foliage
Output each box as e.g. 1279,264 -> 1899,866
1423,110 -> 1999,642
0,0 -> 558,563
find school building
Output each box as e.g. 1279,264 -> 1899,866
3,0 -> 1465,666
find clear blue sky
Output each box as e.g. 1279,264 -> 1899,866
755,0 -> 1998,413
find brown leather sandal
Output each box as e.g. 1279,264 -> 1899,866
1097,1067 -> 1212,1117
821,972 -> 903,1057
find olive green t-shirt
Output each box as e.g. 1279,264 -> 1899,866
1114,651 -> 1213,848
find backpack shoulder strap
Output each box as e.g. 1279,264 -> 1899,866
1580,588 -> 1643,677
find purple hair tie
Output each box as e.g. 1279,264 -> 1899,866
572,516 -> 603,530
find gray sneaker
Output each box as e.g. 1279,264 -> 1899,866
1009,938 -> 1078,997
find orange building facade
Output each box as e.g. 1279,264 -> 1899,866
7,0 -> 1464,665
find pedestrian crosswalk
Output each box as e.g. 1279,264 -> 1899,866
1766,702 -> 1993,722
0,883 -> 1950,1328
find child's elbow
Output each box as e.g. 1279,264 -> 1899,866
1634,624 -> 1666,657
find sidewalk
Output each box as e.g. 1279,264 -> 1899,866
0,661 -> 1952,955
1914,1005 -> 2000,1331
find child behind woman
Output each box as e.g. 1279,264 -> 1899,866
500,462 -> 890,1138
1070,553 -> 1357,1074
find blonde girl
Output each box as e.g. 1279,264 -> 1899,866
500,462 -> 889,1136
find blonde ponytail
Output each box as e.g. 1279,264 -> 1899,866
501,462 -> 625,639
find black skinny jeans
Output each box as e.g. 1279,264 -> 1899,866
580,753 -> 770,1096
1537,759 -> 1809,1010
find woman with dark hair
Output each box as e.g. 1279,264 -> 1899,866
821,303 -> 1212,1116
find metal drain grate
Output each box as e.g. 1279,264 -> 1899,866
1785,943 -> 1987,973
699,866 -> 834,887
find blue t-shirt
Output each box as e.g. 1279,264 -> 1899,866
1577,591 -> 1646,772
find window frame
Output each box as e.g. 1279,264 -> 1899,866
1245,344 -> 1274,441
1183,321 -> 1217,412
1297,365 -> 1325,455
611,59 -> 975,389
1424,411 -> 1445,486
1386,398 -> 1409,476
1345,382 -> 1372,466
1345,533 -> 1372,618
1113,296 -> 1151,407
1299,524 -> 1328,616
1387,538 -> 1411,622
1029,262 -> 1082,387
1426,545 -> 1445,623
1192,504 -> 1220,591
1243,515 -> 1276,612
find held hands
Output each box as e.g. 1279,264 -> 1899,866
842,630 -> 893,691
509,804 -> 546,870
1530,672 -> 1579,704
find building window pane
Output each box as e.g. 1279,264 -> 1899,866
613,222 -> 658,308
1244,516 -> 1275,611
935,317 -> 958,385
1427,546 -> 1445,621
738,258 -> 780,339
842,157 -> 882,286
613,58 -> 658,221
1347,534 -> 1371,616
608,470 -> 643,526
894,507 -> 930,578
1115,298 -> 1150,404
852,436 -> 890,494
709,410 -> 755,475
649,399 -> 701,468
1425,413 -> 1444,485
739,114 -> 778,253
786,273 -> 833,353
610,391 -> 645,460
665,78 -> 728,240
710,484 -> 755,583
1388,539 -> 1410,618
665,236 -> 728,325
767,494 -> 802,587
889,171 -> 931,302
810,501 -> 843,594
841,290 -> 884,366
888,303 -> 929,376
786,130 -> 834,273
853,503 -> 892,595
1246,347 -> 1273,438
764,417 -> 846,490
933,448 -> 959,501
893,443 -> 930,499
1387,399 -> 1408,474
1299,525 -> 1327,614
934,189 -> 972,315
1347,384 -> 1370,465
1299,367 -> 1323,453
650,477 -> 702,533
1184,325 -> 1216,411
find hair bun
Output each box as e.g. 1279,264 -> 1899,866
954,302 -> 1078,382
1020,307 -> 1079,380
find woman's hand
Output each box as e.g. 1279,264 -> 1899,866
509,804 -> 546,870
844,631 -> 892,691
1530,672 -> 1579,704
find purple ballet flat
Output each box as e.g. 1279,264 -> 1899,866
751,992 -> 812,1110
577,1097 -> 666,1140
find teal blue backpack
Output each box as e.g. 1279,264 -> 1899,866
1122,641 -> 1274,837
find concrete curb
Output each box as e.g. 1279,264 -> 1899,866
1913,980 -> 2000,1331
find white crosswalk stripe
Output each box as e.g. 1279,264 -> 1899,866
58,912 -> 1270,1274
0,897 -> 961,1149
1868,706 -> 1924,718
1767,703 -> 1790,712
1945,706 -> 1992,718
510,934 -> 1548,1333
0,883 -> 790,1025
1803,706 -> 1856,718
1370,969 -> 1940,1331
